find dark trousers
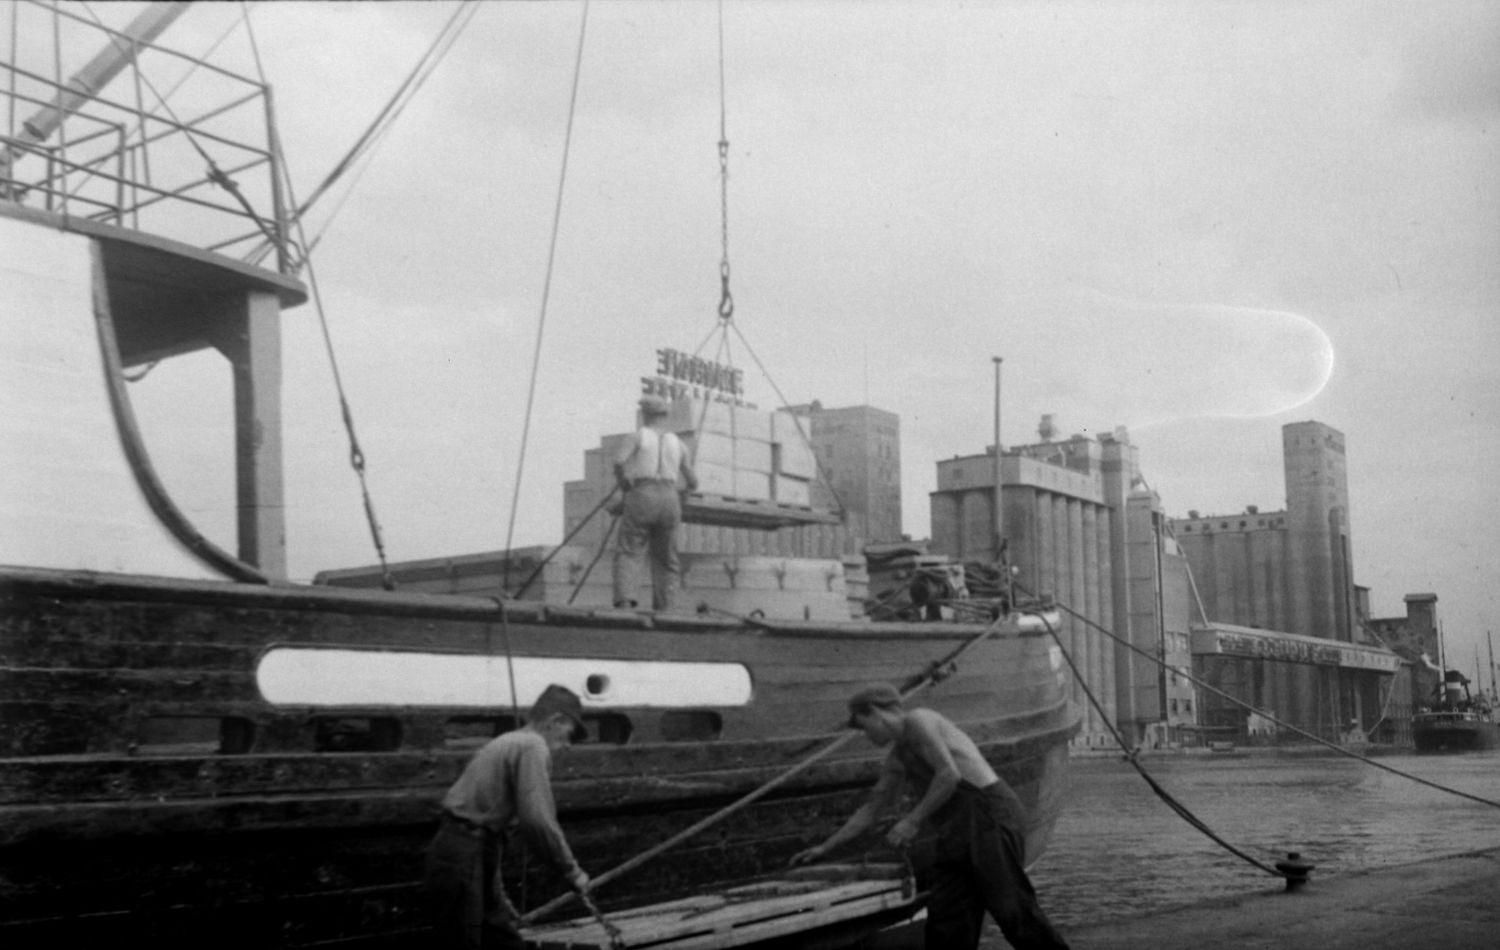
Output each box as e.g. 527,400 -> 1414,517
612,481 -> 682,610
925,782 -> 1071,949
423,817 -> 523,950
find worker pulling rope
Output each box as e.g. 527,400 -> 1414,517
519,607 -> 1018,926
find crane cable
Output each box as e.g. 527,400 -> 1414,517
244,0 -> 481,269
681,2 -> 850,520
715,0 -> 733,325
239,3 -> 400,587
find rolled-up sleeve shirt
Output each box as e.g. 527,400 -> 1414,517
441,730 -> 578,874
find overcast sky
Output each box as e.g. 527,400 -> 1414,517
43,1 -> 1499,671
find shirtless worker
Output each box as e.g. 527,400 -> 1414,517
424,684 -> 591,950
790,683 -> 1070,949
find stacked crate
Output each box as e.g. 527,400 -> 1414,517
668,398 -> 773,501
770,410 -> 817,507
664,398 -> 821,510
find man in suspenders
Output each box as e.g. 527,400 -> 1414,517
612,394 -> 698,610
791,683 -> 1071,949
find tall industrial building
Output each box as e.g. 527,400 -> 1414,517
1171,421 -> 1400,741
787,402 -> 903,546
929,423 -> 1197,748
1171,421 -> 1356,641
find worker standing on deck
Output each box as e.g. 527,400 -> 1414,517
424,684 -> 591,950
612,393 -> 697,611
790,683 -> 1071,950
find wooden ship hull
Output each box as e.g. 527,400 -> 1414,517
0,8 -> 1077,946
0,566 -> 1077,948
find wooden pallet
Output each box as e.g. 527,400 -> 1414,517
682,492 -> 841,530
524,865 -> 919,949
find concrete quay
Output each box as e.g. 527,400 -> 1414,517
1041,845 -> 1500,950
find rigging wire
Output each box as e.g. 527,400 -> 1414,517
500,0 -> 590,594
240,2 -> 395,588
1018,581 -> 1500,812
679,3 -> 847,524
715,0 -> 733,324
244,0 -> 480,268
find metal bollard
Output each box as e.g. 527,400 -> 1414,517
1275,852 -> 1315,893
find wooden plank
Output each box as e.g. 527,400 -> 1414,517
525,874 -> 915,949
682,494 -> 840,529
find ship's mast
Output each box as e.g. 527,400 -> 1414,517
1489,630 -> 1497,702
992,356 -> 1004,561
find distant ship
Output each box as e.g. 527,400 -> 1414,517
1412,670 -> 1499,753
0,5 -> 1078,947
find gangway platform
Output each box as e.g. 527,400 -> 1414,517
523,864 -> 922,949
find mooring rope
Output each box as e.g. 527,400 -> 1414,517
1022,608 -> 1283,878
1023,585 -> 1500,812
519,609 -> 1020,925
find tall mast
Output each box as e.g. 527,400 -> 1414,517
992,356 -> 1004,562
1438,618 -> 1447,673
1489,630 -> 1496,701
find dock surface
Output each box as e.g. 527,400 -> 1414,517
1046,845 -> 1500,949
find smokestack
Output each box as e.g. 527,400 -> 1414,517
1038,414 -> 1056,442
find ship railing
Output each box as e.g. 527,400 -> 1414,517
1,1 -> 292,275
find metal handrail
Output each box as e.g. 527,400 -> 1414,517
2,4 -> 290,274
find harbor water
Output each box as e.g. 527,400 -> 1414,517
1028,748 -> 1500,930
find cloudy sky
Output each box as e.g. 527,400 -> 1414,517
39,1 -> 1499,670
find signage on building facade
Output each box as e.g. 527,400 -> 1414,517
641,347 -> 755,407
1201,628 -> 1401,672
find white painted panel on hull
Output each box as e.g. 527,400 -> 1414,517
0,219 -> 221,579
257,647 -> 754,708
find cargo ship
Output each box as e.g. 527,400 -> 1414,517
0,4 -> 1078,947
1413,670 -> 1499,753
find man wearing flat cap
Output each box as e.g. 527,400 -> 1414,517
791,683 -> 1070,949
424,684 -> 591,949
612,394 -> 697,611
